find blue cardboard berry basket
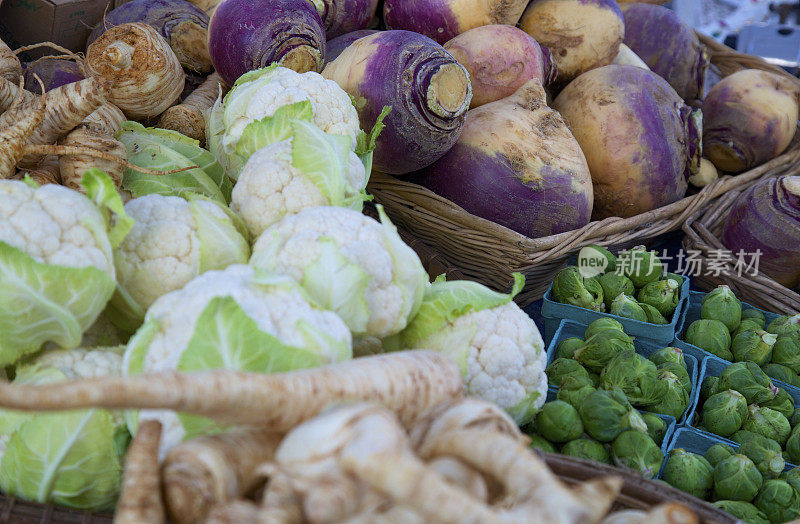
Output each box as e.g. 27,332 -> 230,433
541,276 -> 691,347
545,319 -> 697,425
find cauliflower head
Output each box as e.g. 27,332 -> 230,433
107,194 -> 250,332
250,206 -> 428,338
0,171 -> 131,365
123,264 -> 352,456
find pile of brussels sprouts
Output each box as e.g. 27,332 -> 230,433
663,438 -> 800,523
683,285 -> 800,387
551,245 -> 684,324
546,318 -> 693,420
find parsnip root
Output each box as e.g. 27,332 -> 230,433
0,76 -> 36,112
114,420 -> 165,524
60,128 -> 126,190
157,72 -> 227,144
0,90 -> 46,178
12,155 -> 61,185
81,103 -> 127,135
0,39 -> 22,83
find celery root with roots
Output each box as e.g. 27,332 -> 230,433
157,72 -> 227,144
114,420 -> 165,524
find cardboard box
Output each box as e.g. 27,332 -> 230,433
0,0 -> 112,60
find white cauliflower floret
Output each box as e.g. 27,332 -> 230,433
250,206 -> 427,338
231,140 -> 367,237
23,346 -> 125,380
0,181 -> 113,273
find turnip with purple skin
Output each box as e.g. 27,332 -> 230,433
621,3 -> 709,101
87,0 -> 212,73
383,0 -> 528,45
323,30 -> 472,175
722,176 -> 800,289
415,80 -> 593,239
23,59 -> 84,93
309,0 -> 379,39
552,65 -> 701,220
703,69 -> 799,174
519,0 -> 624,84
443,25 -> 556,109
208,0 -> 326,86
325,29 -> 379,64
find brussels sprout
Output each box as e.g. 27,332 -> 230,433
574,332 -> 635,373
584,318 -> 626,339
588,372 -> 601,388
556,337 -> 585,360
552,267 -> 605,311
650,370 -> 690,419
742,308 -> 767,327
685,319 -> 732,360
649,347 -> 686,368
657,362 -> 691,394
753,479 -> 800,523
600,350 -> 660,405
638,279 -> 681,317
767,314 -> 800,336
585,244 -> 617,274
560,437 -> 611,464
738,435 -> 786,479
640,303 -> 668,325
610,430 -> 663,478
702,390 -> 748,437
712,501 -> 770,524
705,443 -> 735,467
642,413 -> 668,445
791,409 -> 800,428
761,388 -> 795,420
762,363 -> 800,389
701,376 -> 721,401
579,389 -> 648,442
618,246 -> 664,289
701,285 -> 743,332
784,426 -> 800,465
609,294 -> 647,322
598,273 -> 635,310
772,334 -> 800,373
557,376 -> 596,408
546,358 -> 589,387
732,430 -> 768,445
731,330 -> 777,367
782,466 -> 800,484
663,448 -> 714,499
735,319 -> 767,338
741,405 -> 791,446
713,454 -> 763,502
535,401 -> 584,443
662,272 -> 685,287
717,362 -> 778,405
528,434 -> 557,454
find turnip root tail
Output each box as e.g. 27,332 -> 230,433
0,39 -> 22,83
162,428 -> 283,524
0,89 -> 46,179
0,351 -> 463,430
12,155 -> 61,185
114,420 -> 165,524
157,72 -> 228,144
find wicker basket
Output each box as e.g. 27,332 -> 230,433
367,35 -> 800,306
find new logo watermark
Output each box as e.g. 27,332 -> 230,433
577,246 -> 610,278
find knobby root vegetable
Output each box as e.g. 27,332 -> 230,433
157,72 -> 227,144
323,30 -> 471,175
24,143 -> 194,176
312,0 -> 379,39
162,428 -> 283,524
519,0 -> 624,84
208,0 -> 326,86
82,103 -> 127,135
427,456 -> 489,502
0,39 -> 21,82
23,57 -> 85,93
443,25 -> 556,108
259,471 -> 304,523
114,420 -> 165,524
204,500 -> 271,523
383,0 -> 528,45
60,128 -> 127,190
0,350 -> 464,431
0,76 -> 38,113
0,90 -> 46,178
416,80 -> 593,238
325,29 -> 379,64
85,22 -> 185,120
12,155 -> 61,185
88,0 -> 212,73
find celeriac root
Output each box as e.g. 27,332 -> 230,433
0,351 -> 464,431
12,155 -> 61,185
0,39 -> 22,83
162,428 -> 283,524
157,72 -> 227,144
114,420 -> 165,524
59,128 -> 126,190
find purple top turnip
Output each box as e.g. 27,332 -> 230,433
325,29 -> 379,64
23,59 -> 84,93
443,25 -> 556,108
87,0 -> 212,73
722,176 -> 800,289
208,0 -> 326,86
553,65 -> 701,220
310,0 -> 379,39
519,0 -> 624,84
383,0 -> 528,45
323,30 -> 472,175
415,80 -> 593,239
703,69 -> 799,174
622,3 -> 709,102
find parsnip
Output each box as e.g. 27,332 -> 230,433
114,420 -> 165,524
0,91 -> 46,178
60,128 -> 126,190
0,76 -> 37,112
0,351 -> 464,431
157,72 -> 227,144
82,103 -> 127,135
12,155 -> 61,185
0,39 -> 21,83
162,428 -> 283,524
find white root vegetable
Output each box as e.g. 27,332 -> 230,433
162,429 -> 283,524
85,22 -> 185,120
428,456 -> 488,502
0,89 -> 47,178
0,39 -> 21,82
82,103 -> 127,135
0,351 -> 464,431
60,128 -> 127,190
601,503 -> 698,524
688,158 -> 719,188
157,72 -> 227,144
0,76 -> 36,112
12,155 -> 61,185
114,420 -> 165,524
204,500 -> 267,523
